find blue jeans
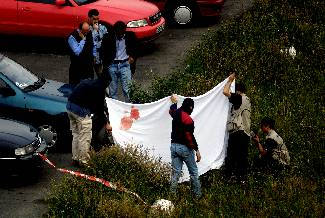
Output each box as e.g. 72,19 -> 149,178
107,61 -> 131,102
170,143 -> 202,198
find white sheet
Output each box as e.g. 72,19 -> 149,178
106,78 -> 234,181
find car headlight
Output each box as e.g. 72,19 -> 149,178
127,19 -> 148,28
15,137 -> 39,156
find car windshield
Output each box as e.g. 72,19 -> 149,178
0,55 -> 39,90
73,0 -> 99,6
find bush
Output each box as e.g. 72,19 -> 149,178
48,145 -> 171,217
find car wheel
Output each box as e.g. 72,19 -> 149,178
37,124 -> 58,148
168,0 -> 197,26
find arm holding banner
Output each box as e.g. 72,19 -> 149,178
223,73 -> 235,97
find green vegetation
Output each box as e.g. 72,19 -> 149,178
48,0 -> 324,216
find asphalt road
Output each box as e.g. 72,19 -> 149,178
0,1 -> 252,217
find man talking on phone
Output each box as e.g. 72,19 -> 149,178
67,21 -> 96,86
88,9 -> 108,76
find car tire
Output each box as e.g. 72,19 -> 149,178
37,124 -> 58,149
167,0 -> 197,26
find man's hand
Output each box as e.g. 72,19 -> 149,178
196,150 -> 201,162
93,23 -> 99,31
228,73 -> 235,82
128,56 -> 134,64
105,122 -> 112,132
252,134 -> 260,144
170,94 -> 178,104
79,31 -> 85,40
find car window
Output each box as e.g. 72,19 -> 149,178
18,0 -> 55,4
0,56 -> 38,89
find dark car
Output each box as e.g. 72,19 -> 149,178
0,117 -> 47,168
0,54 -> 72,149
0,54 -> 112,151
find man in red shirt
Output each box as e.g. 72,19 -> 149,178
169,95 -> 202,198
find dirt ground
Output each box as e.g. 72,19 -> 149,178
0,0 -> 252,217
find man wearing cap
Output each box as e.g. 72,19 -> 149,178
169,95 -> 202,198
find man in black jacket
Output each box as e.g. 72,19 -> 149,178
67,21 -> 96,86
66,73 -> 111,166
100,21 -> 137,102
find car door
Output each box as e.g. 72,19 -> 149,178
0,77 -> 28,123
17,0 -> 78,37
0,0 -> 19,35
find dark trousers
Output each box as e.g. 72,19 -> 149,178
224,130 -> 249,180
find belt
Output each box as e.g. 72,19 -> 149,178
113,58 -> 128,64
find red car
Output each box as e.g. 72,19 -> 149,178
144,0 -> 224,25
0,0 -> 165,42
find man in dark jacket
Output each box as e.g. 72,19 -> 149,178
100,21 -> 137,102
66,73 -> 111,166
67,21 -> 96,86
169,95 -> 202,198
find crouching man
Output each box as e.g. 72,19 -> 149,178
252,117 -> 290,172
66,73 -> 112,166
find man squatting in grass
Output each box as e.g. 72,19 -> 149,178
223,73 -> 251,182
169,95 -> 202,198
252,117 -> 290,172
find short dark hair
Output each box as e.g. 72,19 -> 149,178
88,9 -> 99,18
235,82 -> 246,93
261,117 -> 275,129
230,93 -> 242,110
114,21 -> 126,32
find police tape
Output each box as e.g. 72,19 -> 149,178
37,153 -> 146,205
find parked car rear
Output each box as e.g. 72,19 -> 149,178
0,0 -> 165,42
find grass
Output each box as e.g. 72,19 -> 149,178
47,0 -> 324,216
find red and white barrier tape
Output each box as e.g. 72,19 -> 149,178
37,153 -> 146,205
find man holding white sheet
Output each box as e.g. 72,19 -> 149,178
169,95 -> 202,198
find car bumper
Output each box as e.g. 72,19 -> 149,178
128,17 -> 166,43
0,141 -> 48,172
197,0 -> 224,17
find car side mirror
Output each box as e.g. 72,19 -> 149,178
0,87 -> 15,97
55,0 -> 66,6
